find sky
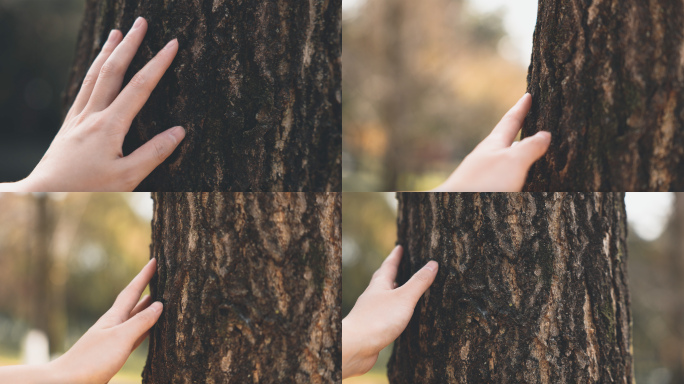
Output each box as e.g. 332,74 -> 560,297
342,0 -> 540,66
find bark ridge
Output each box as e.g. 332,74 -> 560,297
143,192 -> 341,383
389,193 -> 632,384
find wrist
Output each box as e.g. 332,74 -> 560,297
42,360 -> 67,384
342,316 -> 377,379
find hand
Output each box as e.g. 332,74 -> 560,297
1,17 -> 185,192
0,259 -> 163,384
50,258 -> 162,384
432,93 -> 551,192
342,246 -> 438,379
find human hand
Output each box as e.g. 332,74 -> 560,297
3,17 -> 184,192
50,258 -> 162,384
342,246 -> 438,379
432,93 -> 551,192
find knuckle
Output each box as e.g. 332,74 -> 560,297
82,73 -> 97,87
153,138 -> 170,162
99,60 -> 121,77
413,271 -> 431,284
128,72 -> 148,89
138,310 -> 154,323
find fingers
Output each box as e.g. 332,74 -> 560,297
487,93 -> 533,147
121,126 -> 185,185
108,39 -> 179,128
110,258 -> 157,321
117,301 -> 162,343
370,246 -> 403,289
512,131 -> 551,166
129,294 -> 153,318
398,261 -> 438,304
132,330 -> 150,352
69,30 -> 123,117
85,17 -> 148,113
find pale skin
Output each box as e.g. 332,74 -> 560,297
342,245 -> 438,379
0,258 -> 162,384
0,17 -> 185,192
432,93 -> 551,192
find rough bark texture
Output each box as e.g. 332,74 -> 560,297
143,193 -> 341,383
64,0 -> 341,192
388,193 -> 632,383
522,0 -> 684,191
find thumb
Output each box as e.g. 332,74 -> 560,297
512,131 -> 551,165
123,126 -> 186,182
399,261 -> 438,305
118,301 -> 163,342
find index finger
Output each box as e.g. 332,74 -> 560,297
369,245 -> 404,289
109,258 -> 157,321
107,38 -> 179,130
486,93 -> 532,148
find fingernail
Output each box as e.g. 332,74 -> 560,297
536,131 -> 552,141
425,260 -> 438,272
164,39 -> 178,49
107,29 -> 116,41
134,17 -> 144,28
169,126 -> 186,139
150,302 -> 163,313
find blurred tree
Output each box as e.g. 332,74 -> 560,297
143,193 -> 340,383
342,0 -> 525,191
64,1 -> 341,191
28,195 -> 57,353
341,193 -> 396,316
389,193 -> 632,383
661,193 -> 684,380
523,0 -> 684,191
0,193 -> 151,360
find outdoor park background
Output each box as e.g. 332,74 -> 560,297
343,193 -> 684,384
0,193 -> 153,384
342,0 -> 539,191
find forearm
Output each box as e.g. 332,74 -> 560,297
0,362 -> 63,384
0,177 -> 35,192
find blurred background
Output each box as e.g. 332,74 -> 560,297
0,192 -> 153,384
343,192 -> 684,384
342,0 -> 539,191
0,0 -> 85,183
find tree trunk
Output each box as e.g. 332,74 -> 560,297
522,0 -> 684,191
143,192 -> 341,383
63,1 -> 341,192
388,193 -> 633,383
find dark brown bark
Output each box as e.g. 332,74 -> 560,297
522,0 -> 684,191
64,1 -> 341,192
143,193 -> 341,383
389,193 -> 632,383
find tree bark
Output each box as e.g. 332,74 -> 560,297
388,193 -> 632,383
64,0 -> 341,192
143,192 -> 341,383
522,0 -> 684,191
